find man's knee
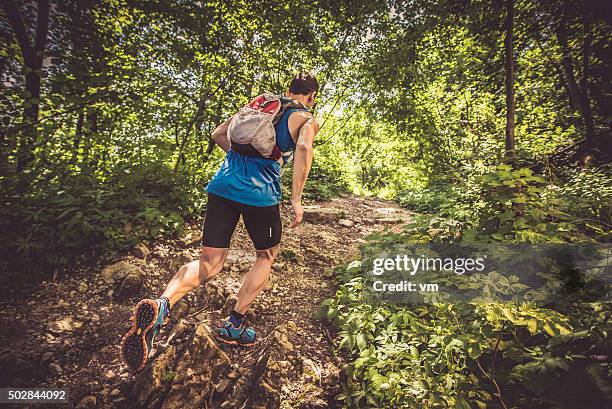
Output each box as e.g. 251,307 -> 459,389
199,247 -> 227,278
256,245 -> 279,263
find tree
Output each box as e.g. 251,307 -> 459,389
1,0 -> 50,170
504,0 -> 517,167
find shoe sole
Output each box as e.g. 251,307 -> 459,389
120,299 -> 159,372
216,334 -> 257,348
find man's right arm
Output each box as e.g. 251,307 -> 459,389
211,116 -> 233,152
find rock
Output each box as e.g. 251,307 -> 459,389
279,249 -> 298,262
110,388 -> 121,398
49,362 -> 62,376
78,282 -> 88,292
246,309 -> 257,322
48,317 -> 81,334
220,322 -> 297,408
179,230 -> 203,247
133,242 -> 150,259
338,218 -> 354,227
170,251 -> 192,272
40,351 -> 54,366
75,395 -> 96,408
170,300 -> 189,322
116,271 -> 144,300
133,344 -> 179,408
215,378 -> 230,393
198,281 -> 226,309
0,349 -> 36,386
100,261 -> 136,285
373,216 -> 404,224
133,321 -> 231,408
104,369 -> 116,381
302,206 -> 343,224
99,261 -> 144,300
221,294 -> 238,317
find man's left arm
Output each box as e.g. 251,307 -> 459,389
290,114 -> 319,228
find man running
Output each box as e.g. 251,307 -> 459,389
121,73 -> 319,372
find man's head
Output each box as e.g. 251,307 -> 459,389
286,72 -> 319,109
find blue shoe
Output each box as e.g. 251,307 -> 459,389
218,318 -> 257,347
121,298 -> 170,372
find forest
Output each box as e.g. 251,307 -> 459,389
1,0 -> 610,408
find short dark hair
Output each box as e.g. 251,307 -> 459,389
288,72 -> 319,95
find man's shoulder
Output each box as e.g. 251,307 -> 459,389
288,109 -> 317,126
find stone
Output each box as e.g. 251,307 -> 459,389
198,281 -> 226,309
302,206 -> 343,224
100,261 -> 136,285
0,349 -> 36,386
49,362 -> 62,376
222,294 -> 238,317
75,395 -> 96,408
179,230 -> 203,247
40,351 -> 54,366
47,317 -> 81,334
170,250 -> 193,272
104,369 -> 116,381
98,261 -> 144,300
220,322 -> 297,408
133,322 -> 230,408
215,378 -> 230,393
116,271 -> 143,300
373,216 -> 404,224
338,218 -> 354,227
110,389 -> 121,398
170,300 -> 189,322
246,309 -> 257,322
133,242 -> 150,259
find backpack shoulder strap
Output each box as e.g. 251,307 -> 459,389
273,96 -> 309,125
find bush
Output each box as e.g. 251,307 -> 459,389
319,228 -> 611,408
0,162 -> 205,274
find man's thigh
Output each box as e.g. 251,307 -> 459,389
201,193 -> 241,248
240,203 -> 282,250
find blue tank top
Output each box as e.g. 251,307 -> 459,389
205,108 -> 300,207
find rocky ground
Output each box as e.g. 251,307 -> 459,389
0,195 -> 413,409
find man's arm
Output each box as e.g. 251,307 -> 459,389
211,116 -> 233,152
290,114 -> 319,228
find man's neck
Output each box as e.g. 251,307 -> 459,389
286,93 -> 309,107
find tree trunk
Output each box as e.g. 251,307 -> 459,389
81,108 -> 98,174
1,0 -> 50,171
70,107 -> 85,166
504,0 -> 517,167
580,10 -> 594,142
556,2 -> 595,142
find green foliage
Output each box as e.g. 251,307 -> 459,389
0,162 -> 204,272
322,227 -> 611,408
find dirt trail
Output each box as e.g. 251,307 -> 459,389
0,195 -> 413,409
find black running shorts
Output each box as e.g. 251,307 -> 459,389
201,193 -> 282,250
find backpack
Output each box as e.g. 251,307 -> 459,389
227,93 -> 308,160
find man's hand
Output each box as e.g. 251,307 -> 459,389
291,198 -> 304,228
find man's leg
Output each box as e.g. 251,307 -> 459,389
218,201 -> 281,346
161,246 -> 228,307
234,245 -> 279,313
122,193 -> 240,370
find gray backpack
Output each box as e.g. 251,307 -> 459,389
228,93 -> 307,160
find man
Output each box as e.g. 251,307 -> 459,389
121,73 -> 320,372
